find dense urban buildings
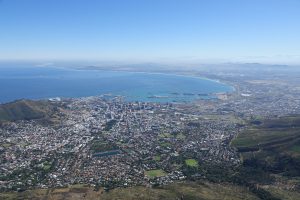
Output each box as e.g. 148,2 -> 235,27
1,69 -> 299,193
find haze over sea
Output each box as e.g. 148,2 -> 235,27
0,66 -> 233,103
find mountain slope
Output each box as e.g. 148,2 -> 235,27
0,100 -> 50,121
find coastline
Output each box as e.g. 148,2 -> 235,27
71,66 -> 236,92
0,66 -> 235,104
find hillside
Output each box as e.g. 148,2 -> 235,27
0,182 -> 261,200
0,100 -> 53,122
2,181 -> 300,200
232,115 -> 300,177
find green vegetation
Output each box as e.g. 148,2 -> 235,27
289,143 -> 300,154
41,161 -> 54,172
264,186 -> 300,200
145,169 -> 166,178
232,116 -> 300,153
159,141 -> 171,148
104,119 -> 117,131
185,159 -> 199,167
231,128 -> 300,148
176,133 -> 186,140
0,143 -> 13,148
159,132 -> 171,138
232,115 -> 300,178
153,155 -> 161,161
90,140 -> 117,153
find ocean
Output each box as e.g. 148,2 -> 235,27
0,66 -> 233,103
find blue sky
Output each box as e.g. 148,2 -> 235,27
0,0 -> 299,64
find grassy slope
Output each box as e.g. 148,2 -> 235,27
264,186 -> 300,200
185,159 -> 199,167
232,116 -> 300,195
231,116 -> 300,156
145,169 -> 166,178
